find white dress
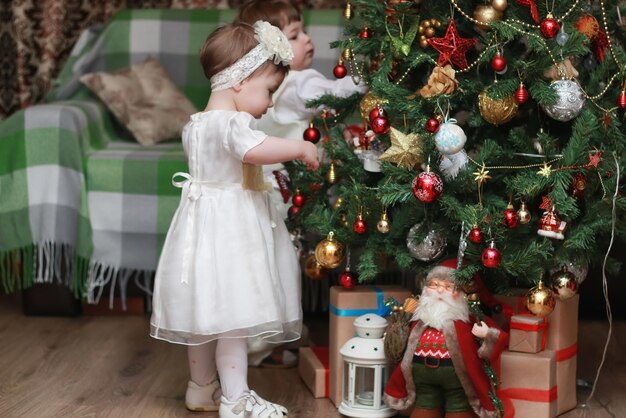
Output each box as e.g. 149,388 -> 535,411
150,110 -> 302,345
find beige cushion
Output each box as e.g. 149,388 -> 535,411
80,57 -> 197,145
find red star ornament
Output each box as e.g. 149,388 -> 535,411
539,195 -> 553,211
588,152 -> 602,168
427,19 -> 477,70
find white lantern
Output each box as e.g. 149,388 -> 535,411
338,313 -> 396,417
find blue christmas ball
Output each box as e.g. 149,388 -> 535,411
434,122 -> 466,155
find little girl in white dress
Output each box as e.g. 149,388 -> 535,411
150,20 -> 319,418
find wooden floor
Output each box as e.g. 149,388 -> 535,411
0,292 -> 625,418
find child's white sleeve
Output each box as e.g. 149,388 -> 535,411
223,113 -> 267,161
294,68 -> 368,103
275,69 -> 368,121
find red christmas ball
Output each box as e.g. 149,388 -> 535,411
468,225 -> 483,244
371,115 -> 390,134
540,17 -> 560,39
333,61 -> 347,79
618,90 -> 626,109
412,168 -> 443,203
503,205 -> 519,229
339,270 -> 358,289
292,191 -> 305,207
491,52 -> 507,72
288,205 -> 300,220
425,117 -> 440,133
481,242 -> 501,268
515,84 -> 529,104
303,124 -> 321,144
369,107 -> 382,122
360,27 -> 370,39
353,216 -> 367,234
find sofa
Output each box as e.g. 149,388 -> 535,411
0,8 -> 344,309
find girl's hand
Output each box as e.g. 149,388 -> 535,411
471,321 -> 489,339
300,142 -> 320,170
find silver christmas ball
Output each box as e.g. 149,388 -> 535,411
541,80 -> 585,122
556,25 -> 569,46
406,222 -> 446,261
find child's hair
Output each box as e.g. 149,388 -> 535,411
199,22 -> 288,81
236,0 -> 301,30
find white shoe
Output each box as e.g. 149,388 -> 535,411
218,390 -> 287,418
185,379 -> 221,411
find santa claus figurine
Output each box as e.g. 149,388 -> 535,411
384,259 -> 509,418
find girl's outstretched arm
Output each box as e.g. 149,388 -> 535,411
244,136 -> 319,170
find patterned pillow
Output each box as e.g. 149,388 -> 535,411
80,57 -> 197,145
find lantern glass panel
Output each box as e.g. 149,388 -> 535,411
355,366 -> 376,407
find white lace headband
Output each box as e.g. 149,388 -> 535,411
210,20 -> 293,92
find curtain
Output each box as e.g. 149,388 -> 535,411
0,0 -> 343,120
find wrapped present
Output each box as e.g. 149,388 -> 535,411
498,350 -> 557,418
546,294 -> 579,415
509,314 -> 548,353
298,346 -> 330,398
328,285 -> 411,407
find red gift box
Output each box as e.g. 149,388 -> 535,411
509,314 -> 548,353
298,346 -> 329,398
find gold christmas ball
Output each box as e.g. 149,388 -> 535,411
314,231 -> 345,269
326,161 -> 337,184
517,202 -> 532,224
343,2 -> 353,20
359,92 -> 388,120
419,24 -> 425,34
377,212 -> 391,233
478,90 -> 518,125
303,254 -> 325,280
525,281 -> 556,317
473,5 -> 503,30
466,292 -> 480,302
342,48 -> 353,61
424,27 -> 435,37
332,196 -> 344,211
419,38 -> 429,48
550,269 -> 579,300
422,20 -> 432,28
491,0 -> 508,12
431,18 -> 441,28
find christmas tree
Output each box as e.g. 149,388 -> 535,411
285,0 -> 626,306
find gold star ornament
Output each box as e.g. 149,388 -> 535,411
379,127 -> 424,169
538,162 -> 552,177
473,163 -> 491,185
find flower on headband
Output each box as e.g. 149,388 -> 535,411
253,20 -> 294,65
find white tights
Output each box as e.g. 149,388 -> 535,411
188,338 -> 249,401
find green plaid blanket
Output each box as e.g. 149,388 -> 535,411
0,9 -> 343,307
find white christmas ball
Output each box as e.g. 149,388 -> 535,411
541,79 -> 585,122
434,122 -> 466,155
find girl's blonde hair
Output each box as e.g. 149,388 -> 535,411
199,22 -> 288,82
236,0 -> 302,30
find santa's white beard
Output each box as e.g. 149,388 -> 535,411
412,288 -> 470,330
